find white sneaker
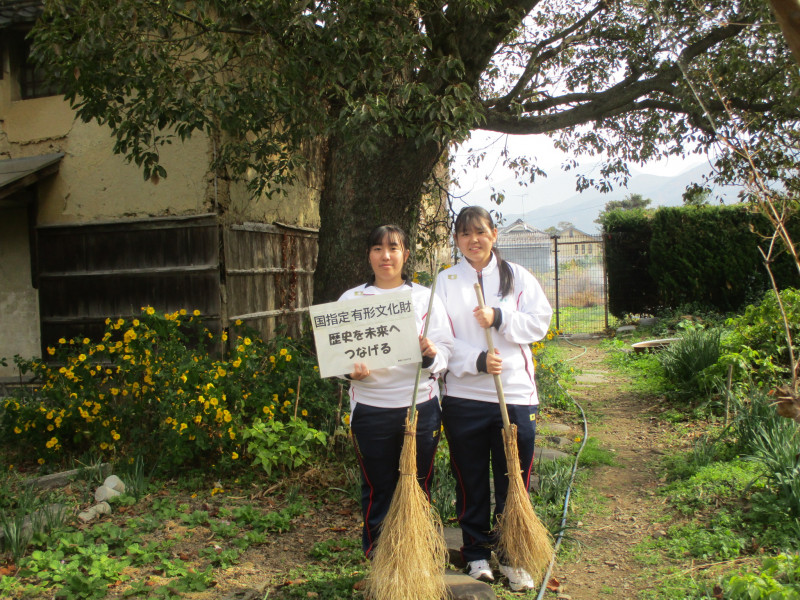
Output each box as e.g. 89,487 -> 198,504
499,564 -> 534,591
467,559 -> 494,582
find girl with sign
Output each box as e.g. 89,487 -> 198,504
339,224 -> 453,558
435,206 -> 553,591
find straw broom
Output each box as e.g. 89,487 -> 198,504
474,282 -> 553,583
364,269 -> 448,600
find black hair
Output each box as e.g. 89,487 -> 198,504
454,206 -> 513,298
365,224 -> 412,286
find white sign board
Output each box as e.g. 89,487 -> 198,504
309,290 -> 421,378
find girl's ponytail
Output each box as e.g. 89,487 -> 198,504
493,247 -> 514,299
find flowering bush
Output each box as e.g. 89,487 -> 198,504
532,328 -> 575,410
1,309 -> 339,475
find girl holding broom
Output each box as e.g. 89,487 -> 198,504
435,206 -> 553,591
339,224 -> 453,559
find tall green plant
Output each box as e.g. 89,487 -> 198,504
720,288 -> 800,387
658,328 -> 722,398
730,387 -> 800,519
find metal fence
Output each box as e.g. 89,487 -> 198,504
499,232 -> 608,335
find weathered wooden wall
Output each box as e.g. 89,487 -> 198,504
36,214 -> 220,353
36,215 -> 318,355
223,222 -> 317,340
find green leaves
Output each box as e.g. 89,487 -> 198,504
242,417 -> 327,478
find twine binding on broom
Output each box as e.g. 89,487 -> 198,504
363,412 -> 450,600
363,261 -> 449,600
495,424 -> 553,582
473,282 -> 553,585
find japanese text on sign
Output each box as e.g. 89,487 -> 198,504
309,290 -> 421,378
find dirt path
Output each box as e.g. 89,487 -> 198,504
549,338 -> 671,599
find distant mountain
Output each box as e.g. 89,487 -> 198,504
458,163 -> 743,233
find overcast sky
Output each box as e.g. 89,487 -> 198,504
449,130 -> 711,217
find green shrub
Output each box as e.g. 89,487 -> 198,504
722,553 -> 800,599
719,288 -> 800,387
658,327 -> 722,398
1,309 -> 338,475
533,330 -> 576,410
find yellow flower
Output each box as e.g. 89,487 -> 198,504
232,358 -> 242,368
179,309 -> 187,316
45,437 -> 58,449
301,409 -> 308,416
193,309 -> 201,316
47,346 -> 55,356
231,452 -> 239,460
279,348 -> 288,356
38,458 -> 45,465
179,423 -> 188,433
111,430 -> 121,441
222,332 -> 229,341
235,319 -> 242,326
244,337 -> 252,346
78,353 -> 87,362
58,338 -> 66,344
100,442 -> 108,450
286,354 -> 292,362
146,306 -> 155,315
194,415 -> 202,424
13,426 -> 21,434
269,356 -> 276,363
132,319 -> 140,327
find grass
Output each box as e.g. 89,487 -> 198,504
4,335 -> 800,600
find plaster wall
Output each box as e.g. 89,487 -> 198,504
0,207 -> 40,378
1,95 -> 212,223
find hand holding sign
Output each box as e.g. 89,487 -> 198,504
309,290 -> 421,378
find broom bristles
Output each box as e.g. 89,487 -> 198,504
495,424 -> 554,583
364,414 -> 449,600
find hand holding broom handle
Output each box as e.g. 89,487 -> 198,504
408,259 -> 440,422
474,282 -> 511,430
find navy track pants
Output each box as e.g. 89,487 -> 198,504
441,395 -> 538,563
350,398 -> 442,557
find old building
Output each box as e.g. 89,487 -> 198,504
0,0 -> 321,378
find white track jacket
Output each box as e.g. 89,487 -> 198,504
435,255 -> 552,405
338,281 -> 453,412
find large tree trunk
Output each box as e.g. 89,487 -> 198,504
314,135 -> 444,304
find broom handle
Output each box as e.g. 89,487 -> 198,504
408,258 -> 440,422
474,282 -> 511,430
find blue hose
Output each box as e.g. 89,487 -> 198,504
535,337 -> 590,600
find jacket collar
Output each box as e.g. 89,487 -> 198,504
459,252 -> 498,277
